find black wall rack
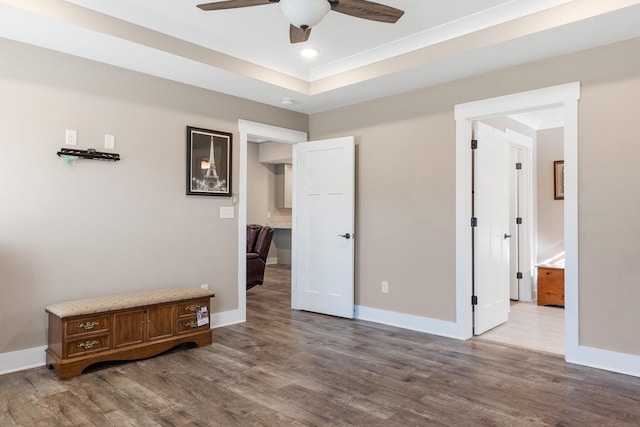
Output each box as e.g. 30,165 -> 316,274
56,148 -> 120,162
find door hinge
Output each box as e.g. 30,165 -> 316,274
516,272 -> 523,280
516,162 -> 522,170
516,217 -> 522,225
471,295 -> 478,305
471,139 -> 478,149
471,217 -> 478,227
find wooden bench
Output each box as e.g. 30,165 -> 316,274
45,288 -> 215,379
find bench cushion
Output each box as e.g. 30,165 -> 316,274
46,288 -> 215,318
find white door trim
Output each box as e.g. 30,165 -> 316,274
237,120 -> 307,322
454,82 -> 580,355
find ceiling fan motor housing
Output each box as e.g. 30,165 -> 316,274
279,0 -> 331,29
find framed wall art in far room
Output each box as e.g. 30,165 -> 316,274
186,126 -> 232,196
554,160 -> 564,200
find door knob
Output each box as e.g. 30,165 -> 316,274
337,233 -> 351,239
504,233 -> 512,239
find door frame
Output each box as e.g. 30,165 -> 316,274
454,82 -> 580,361
237,120 -> 307,322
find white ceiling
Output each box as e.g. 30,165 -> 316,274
508,108 -> 565,130
2,0 -> 640,114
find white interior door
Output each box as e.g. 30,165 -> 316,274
507,129 -> 534,303
474,122 -> 510,335
294,136 -> 355,318
508,145 -> 521,300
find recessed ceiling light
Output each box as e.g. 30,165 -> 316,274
281,98 -> 295,105
300,47 -> 319,59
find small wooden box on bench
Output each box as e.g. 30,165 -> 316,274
45,288 -> 215,379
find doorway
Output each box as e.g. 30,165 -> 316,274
453,82 -> 580,363
472,115 -> 565,354
237,121 -> 356,322
246,140 -> 294,266
236,120 -> 307,325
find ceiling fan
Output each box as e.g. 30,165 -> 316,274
196,0 -> 404,44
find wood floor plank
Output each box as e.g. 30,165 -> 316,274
0,394 -> 18,427
478,302 -> 565,354
1,264 -> 639,426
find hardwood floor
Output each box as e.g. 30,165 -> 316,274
477,302 -> 565,355
1,265 -> 639,426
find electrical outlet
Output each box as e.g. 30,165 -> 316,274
381,281 -> 389,294
200,284 -> 209,290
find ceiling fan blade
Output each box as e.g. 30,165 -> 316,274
197,0 -> 276,11
330,0 -> 404,23
290,24 -> 311,44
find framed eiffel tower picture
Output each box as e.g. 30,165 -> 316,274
186,126 -> 232,196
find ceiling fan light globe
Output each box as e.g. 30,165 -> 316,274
279,0 -> 330,29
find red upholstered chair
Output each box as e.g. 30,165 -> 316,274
246,225 -> 274,290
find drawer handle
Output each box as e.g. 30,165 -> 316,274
77,340 -> 100,349
185,304 -> 201,312
185,321 -> 199,328
78,321 -> 100,330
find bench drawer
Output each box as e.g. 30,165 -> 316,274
66,316 -> 110,337
176,298 -> 209,316
66,334 -> 110,358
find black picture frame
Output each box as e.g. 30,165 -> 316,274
186,126 -> 232,196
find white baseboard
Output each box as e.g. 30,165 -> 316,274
266,257 -> 278,265
0,346 -> 47,376
567,345 -> 640,378
210,308 -> 244,329
355,305 -> 464,340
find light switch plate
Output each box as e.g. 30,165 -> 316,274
65,129 -> 77,146
104,134 -> 115,149
220,207 -> 234,219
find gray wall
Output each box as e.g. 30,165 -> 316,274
247,142 -> 273,227
246,142 -> 292,227
2,33 -> 640,360
309,37 -> 640,356
0,38 -> 307,354
246,142 -> 292,264
537,128 -> 564,263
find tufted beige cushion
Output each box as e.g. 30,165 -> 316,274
46,288 -> 215,318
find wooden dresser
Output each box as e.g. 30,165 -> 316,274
45,288 -> 215,379
537,266 -> 564,307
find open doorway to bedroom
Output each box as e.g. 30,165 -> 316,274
474,110 -> 566,355
454,82 -> 579,362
